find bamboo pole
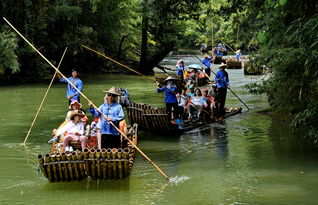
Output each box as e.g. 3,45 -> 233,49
89,148 -> 96,179
44,154 -> 53,182
66,153 -> 73,180
111,148 -> 118,179
220,39 -> 236,53
37,154 -> 48,178
23,47 -> 68,145
61,152 -> 69,180
77,151 -> 85,178
83,149 -> 90,176
71,152 -> 80,180
56,153 -> 64,181
50,154 -> 58,181
101,148 -> 107,179
117,148 -> 124,179
95,149 -> 102,179
4,17 -> 169,181
123,148 -> 129,177
106,148 -> 112,178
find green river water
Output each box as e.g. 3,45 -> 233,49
0,54 -> 318,205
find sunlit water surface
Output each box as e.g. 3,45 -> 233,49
0,53 -> 317,205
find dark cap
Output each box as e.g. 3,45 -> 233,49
71,68 -> 78,72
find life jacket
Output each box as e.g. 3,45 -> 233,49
118,88 -> 130,107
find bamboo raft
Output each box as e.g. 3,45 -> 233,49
37,123 -> 138,182
127,101 -> 242,133
226,58 -> 242,69
213,55 -> 223,64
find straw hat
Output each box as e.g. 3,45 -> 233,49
69,100 -> 82,109
163,76 -> 177,83
219,62 -> 227,68
69,110 -> 86,120
235,49 -> 241,53
103,87 -> 120,96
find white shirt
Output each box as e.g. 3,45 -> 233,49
56,121 -> 85,136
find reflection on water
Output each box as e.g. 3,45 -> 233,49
180,122 -> 229,159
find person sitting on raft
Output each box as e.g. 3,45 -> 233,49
203,89 -> 216,115
177,89 -> 188,120
186,84 -> 195,97
65,100 -> 86,121
188,88 -> 208,119
53,110 -> 87,152
89,87 -> 124,149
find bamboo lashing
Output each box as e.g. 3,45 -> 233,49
23,47 -> 68,145
3,17 -> 170,181
81,45 -> 212,116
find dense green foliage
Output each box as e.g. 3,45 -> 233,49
0,0 -> 210,81
244,0 -> 318,142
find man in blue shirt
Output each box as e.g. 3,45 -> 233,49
201,54 -> 212,77
214,63 -> 230,117
89,87 -> 124,149
58,69 -> 83,104
235,49 -> 242,60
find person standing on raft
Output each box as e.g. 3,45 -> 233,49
157,76 -> 183,129
57,68 -> 83,104
214,63 -> 230,117
89,87 -> 124,149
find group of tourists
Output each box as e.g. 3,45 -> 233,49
51,70 -> 126,152
158,60 -> 230,129
51,51 -> 232,151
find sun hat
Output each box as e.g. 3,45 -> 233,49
219,62 -> 227,68
69,100 -> 82,109
70,110 -> 86,120
235,49 -> 241,53
103,87 -> 120,96
163,76 -> 177,83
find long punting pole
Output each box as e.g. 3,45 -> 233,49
3,17 -> 170,181
220,39 -> 236,53
23,47 -> 68,145
81,45 -> 212,115
194,55 -> 250,110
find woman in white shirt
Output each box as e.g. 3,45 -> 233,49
55,110 -> 87,151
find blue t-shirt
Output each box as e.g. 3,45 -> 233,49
89,102 -> 124,135
157,86 -> 178,103
214,70 -> 230,88
60,77 -> 83,101
177,65 -> 185,76
202,57 -> 212,68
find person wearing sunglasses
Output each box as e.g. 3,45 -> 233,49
88,87 -> 124,149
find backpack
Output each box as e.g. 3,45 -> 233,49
118,88 -> 130,107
